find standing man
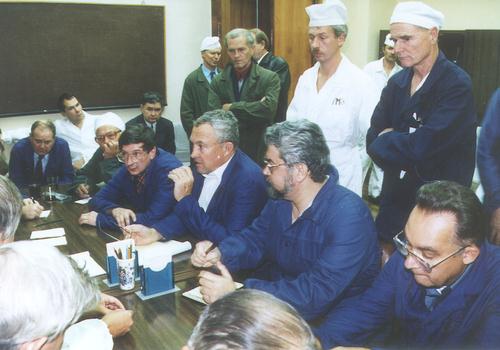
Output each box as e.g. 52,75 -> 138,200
478,88 -> 500,244
126,91 -> 176,154
181,36 -> 222,138
250,28 -> 291,123
79,124 -> 181,229
125,110 -> 267,245
367,2 -> 476,259
56,93 -> 99,169
287,0 -> 379,196
190,120 -> 380,324
208,28 -> 281,163
363,34 -> 403,200
9,120 -> 73,190
316,181 -> 500,349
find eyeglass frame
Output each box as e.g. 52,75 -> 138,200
116,149 -> 149,163
393,230 -> 468,273
95,130 -> 120,143
262,159 -> 288,172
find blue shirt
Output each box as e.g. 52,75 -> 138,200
201,64 -> 218,83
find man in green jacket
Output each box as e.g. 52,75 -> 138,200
208,28 -> 281,163
181,36 -> 222,138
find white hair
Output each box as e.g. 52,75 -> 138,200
0,175 -> 22,242
0,241 -> 100,349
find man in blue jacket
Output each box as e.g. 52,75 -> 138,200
125,110 -> 267,245
316,180 -> 500,350
78,124 -> 181,229
366,2 -> 476,261
191,120 -> 380,322
478,88 -> 500,245
9,120 -> 73,192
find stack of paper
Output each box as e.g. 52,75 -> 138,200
70,251 -> 106,277
30,227 -> 67,247
183,282 -> 244,305
136,240 -> 192,271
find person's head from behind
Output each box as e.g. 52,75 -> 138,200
191,110 -> 239,174
118,124 -> 157,176
57,93 -> 84,125
396,181 -> 485,289
0,175 -> 23,245
140,91 -> 164,124
184,289 -> 320,350
94,113 -> 125,152
0,241 -> 99,350
263,119 -> 330,198
29,120 -> 56,157
224,28 -> 255,71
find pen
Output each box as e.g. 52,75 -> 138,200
34,219 -> 63,227
30,196 -> 36,204
205,242 -> 217,255
114,248 -> 122,260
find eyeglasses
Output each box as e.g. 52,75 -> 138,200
117,149 -> 148,162
393,231 -> 467,273
95,130 -> 120,142
262,159 -> 287,172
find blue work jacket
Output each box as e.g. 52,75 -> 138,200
219,167 -> 380,321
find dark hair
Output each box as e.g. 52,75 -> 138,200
415,181 -> 487,246
119,124 -> 156,152
250,28 -> 270,50
264,120 -> 331,183
57,93 -> 76,112
141,91 -> 163,106
30,120 -> 56,138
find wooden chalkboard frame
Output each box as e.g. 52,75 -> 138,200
0,2 -> 166,117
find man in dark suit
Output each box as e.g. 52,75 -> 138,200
208,28 -> 281,163
125,110 -> 268,245
126,91 -> 176,154
250,28 -> 291,123
8,120 -> 73,192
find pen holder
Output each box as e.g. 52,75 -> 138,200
106,253 -> 139,285
117,254 -> 135,291
139,261 -> 174,296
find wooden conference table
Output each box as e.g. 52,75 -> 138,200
15,199 -> 205,350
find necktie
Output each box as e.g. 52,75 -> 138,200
134,173 -> 146,194
34,154 -> 45,184
209,71 -> 215,82
424,287 -> 450,311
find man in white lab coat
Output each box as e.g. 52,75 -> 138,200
287,0 -> 378,196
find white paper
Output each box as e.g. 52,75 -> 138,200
31,227 -> 65,239
74,197 -> 91,205
136,240 -> 192,271
32,236 -> 67,247
39,210 -> 51,218
183,282 -> 243,305
70,251 -> 106,277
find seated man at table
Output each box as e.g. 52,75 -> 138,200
184,289 -> 321,350
79,124 -> 181,229
191,120 -> 380,323
0,175 -> 133,347
74,112 -> 125,198
126,110 -> 267,245
8,120 -> 73,192
316,181 -> 500,349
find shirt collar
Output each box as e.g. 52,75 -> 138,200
257,51 -> 269,65
202,154 -> 234,181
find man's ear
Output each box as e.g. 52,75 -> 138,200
19,337 -> 48,350
149,147 -> 157,159
462,244 -> 480,265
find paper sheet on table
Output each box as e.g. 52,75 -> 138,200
32,236 -> 68,247
183,282 -> 243,305
75,197 -> 91,204
31,227 -> 65,239
136,240 -> 192,271
39,210 -> 51,218
70,251 -> 106,277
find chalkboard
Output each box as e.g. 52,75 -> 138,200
0,3 -> 165,117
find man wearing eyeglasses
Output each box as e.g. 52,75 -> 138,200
79,124 -> 181,229
190,119 -> 380,325
126,91 -> 176,155
124,110 -> 267,245
9,120 -> 73,191
73,113 -> 125,199
316,180 -> 500,349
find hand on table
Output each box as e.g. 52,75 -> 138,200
99,292 -> 125,312
111,207 -> 136,227
124,224 -> 163,246
191,240 -> 221,268
199,261 -> 235,304
21,198 -> 44,220
78,211 -> 98,226
75,183 -> 90,198
101,309 -> 134,337
167,166 -> 194,201
489,208 -> 500,245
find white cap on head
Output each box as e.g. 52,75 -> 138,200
95,112 -> 125,131
200,36 -> 221,51
306,0 -> 347,27
384,33 -> 395,47
390,1 -> 444,29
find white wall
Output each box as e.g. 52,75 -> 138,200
0,0 -> 211,161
